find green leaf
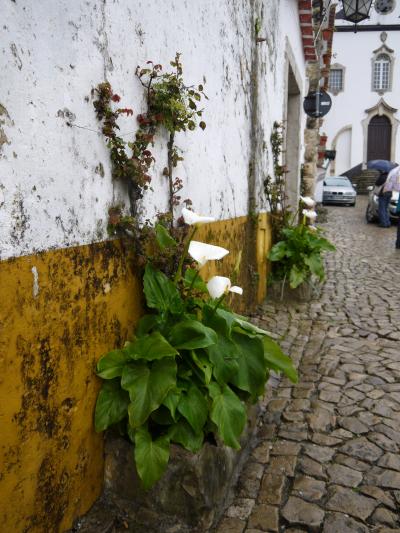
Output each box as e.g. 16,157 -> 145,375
122,358 -> 177,427
168,319 -> 217,350
143,264 -> 183,315
191,349 -> 213,385
95,379 -> 130,432
289,264 -> 307,288
163,388 -> 182,420
203,305 -> 234,337
126,332 -> 178,361
204,306 -> 240,338
134,426 -> 170,489
263,337 -> 298,383
268,241 -> 288,261
136,314 -> 161,337
155,223 -> 177,249
168,418 -> 204,453
230,333 -> 267,398
96,349 -> 130,379
207,335 -> 239,384
208,382 -> 246,449
233,317 -> 274,337
184,268 -> 208,292
177,385 -> 208,433
304,253 -> 324,280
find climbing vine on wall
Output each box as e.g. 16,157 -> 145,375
94,53 -> 207,232
263,122 -> 290,243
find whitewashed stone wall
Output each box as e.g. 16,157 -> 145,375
0,0 -> 307,260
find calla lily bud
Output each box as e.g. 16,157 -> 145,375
229,285 -> 243,295
207,276 -> 243,298
300,196 -> 316,207
182,208 -> 215,225
188,241 -> 229,267
302,209 -> 317,221
207,276 -> 230,298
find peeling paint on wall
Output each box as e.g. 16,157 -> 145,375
0,240 -> 143,532
1,0 -> 305,261
31,266 -> 39,297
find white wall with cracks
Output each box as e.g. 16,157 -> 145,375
0,0 -> 307,260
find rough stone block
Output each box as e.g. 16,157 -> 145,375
103,404 -> 259,530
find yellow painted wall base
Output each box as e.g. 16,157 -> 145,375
0,213 -> 271,532
0,241 -> 142,533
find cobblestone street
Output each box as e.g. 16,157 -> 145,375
217,197 -> 400,532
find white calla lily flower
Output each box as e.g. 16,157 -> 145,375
300,196 -> 316,207
188,241 -> 229,267
207,276 -> 243,299
302,209 -> 317,221
229,285 -> 243,295
182,208 -> 215,225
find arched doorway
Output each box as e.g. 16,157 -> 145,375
367,115 -> 392,161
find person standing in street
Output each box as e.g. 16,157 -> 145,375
396,195 -> 400,249
385,165 -> 400,247
375,171 -> 391,227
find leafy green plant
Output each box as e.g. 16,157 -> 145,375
95,216 -> 297,489
268,206 -> 335,289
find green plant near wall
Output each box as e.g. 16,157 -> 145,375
94,53 -> 207,230
95,216 -> 298,489
268,204 -> 335,289
136,53 -> 207,226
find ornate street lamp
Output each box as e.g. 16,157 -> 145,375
341,0 -> 373,23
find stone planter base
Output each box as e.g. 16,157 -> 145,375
267,279 -> 321,302
103,405 -> 258,531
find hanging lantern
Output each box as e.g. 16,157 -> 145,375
341,0 -> 373,23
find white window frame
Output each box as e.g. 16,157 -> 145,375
371,44 -> 395,94
373,54 -> 390,91
328,63 -> 345,95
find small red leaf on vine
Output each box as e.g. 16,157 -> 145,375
111,94 -> 121,102
118,108 -> 134,116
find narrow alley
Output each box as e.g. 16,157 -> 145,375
218,197 -> 400,532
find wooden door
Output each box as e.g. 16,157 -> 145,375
367,115 -> 391,161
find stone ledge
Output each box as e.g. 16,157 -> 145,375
103,404 -> 260,531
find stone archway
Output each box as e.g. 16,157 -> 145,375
362,98 -> 399,166
367,115 -> 392,161
330,124 -> 352,175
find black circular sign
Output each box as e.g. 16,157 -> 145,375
303,91 -> 332,118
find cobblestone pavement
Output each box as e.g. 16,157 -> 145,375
216,197 -> 400,532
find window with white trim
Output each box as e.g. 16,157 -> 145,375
329,69 -> 344,93
373,54 -> 391,91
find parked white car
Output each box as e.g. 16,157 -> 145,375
322,176 -> 357,206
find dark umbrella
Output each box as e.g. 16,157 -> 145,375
367,160 -> 398,173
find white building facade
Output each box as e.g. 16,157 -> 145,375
323,2 -> 400,176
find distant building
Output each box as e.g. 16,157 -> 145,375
323,2 -> 400,176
